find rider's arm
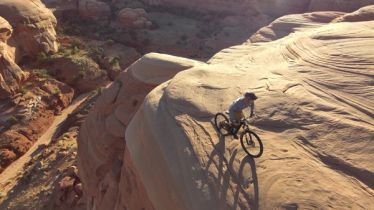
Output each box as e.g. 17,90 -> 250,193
250,101 -> 255,117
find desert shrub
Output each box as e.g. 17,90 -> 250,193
101,70 -> 107,76
72,38 -> 81,47
71,46 -> 79,54
73,75 -> 79,82
54,88 -> 61,95
57,27 -> 64,36
97,86 -> 104,94
26,82 -> 32,87
79,71 -> 86,78
58,45 -> 67,53
33,69 -> 49,78
150,20 -> 160,30
8,116 -> 18,124
37,52 -> 47,63
180,34 -> 187,41
106,39 -> 114,45
19,86 -> 26,95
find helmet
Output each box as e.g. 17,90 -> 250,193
244,91 -> 257,100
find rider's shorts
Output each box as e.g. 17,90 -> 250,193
233,111 -> 244,126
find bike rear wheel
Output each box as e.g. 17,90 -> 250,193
214,113 -> 230,136
240,130 -> 263,158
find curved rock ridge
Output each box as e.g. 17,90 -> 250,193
248,11 -> 345,43
308,0 -> 374,13
332,5 -> 374,23
125,8 -> 374,210
76,53 -> 204,210
0,0 -> 58,98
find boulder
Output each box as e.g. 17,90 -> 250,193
0,0 -> 58,98
78,0 -> 110,20
118,8 -> 150,29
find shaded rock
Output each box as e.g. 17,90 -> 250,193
118,8 -> 150,29
78,0 -> 110,20
77,53 -> 202,210
57,151 -> 68,159
74,183 -> 83,194
59,176 -> 75,190
66,166 -> 79,178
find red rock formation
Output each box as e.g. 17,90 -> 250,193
78,0 -> 111,20
118,8 -> 152,29
77,53 -> 203,209
0,0 -> 58,98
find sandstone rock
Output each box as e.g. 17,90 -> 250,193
56,197 -> 63,206
67,189 -> 79,208
77,196 -> 86,205
34,161 -> 43,170
248,11 -> 345,43
38,144 -> 47,149
74,183 -> 83,194
118,8 -> 149,29
56,151 -> 68,159
308,0 -> 374,13
66,166 -> 79,178
59,176 -> 75,190
126,12 -> 374,210
77,53 -> 203,210
331,5 -> 374,23
0,0 -> 58,98
56,189 -> 66,200
78,0 -> 110,20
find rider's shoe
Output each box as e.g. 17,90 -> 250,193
233,134 -> 239,139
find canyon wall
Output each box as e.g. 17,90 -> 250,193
142,0 -> 374,17
76,53 -> 204,209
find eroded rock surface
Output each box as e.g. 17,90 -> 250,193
118,8 -> 152,29
0,0 -> 58,98
78,0 -> 111,20
125,8 -> 374,210
77,53 -> 204,209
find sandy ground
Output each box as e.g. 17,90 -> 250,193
0,92 -> 90,186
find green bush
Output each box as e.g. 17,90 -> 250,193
33,69 -> 49,78
72,38 -> 81,47
79,71 -> 86,78
19,86 -> 26,95
97,86 -> 104,94
54,88 -> 61,95
101,70 -> 107,76
26,82 -> 32,87
37,52 -> 47,63
110,55 -> 120,66
8,116 -> 18,124
58,45 -> 67,53
71,46 -> 79,54
106,39 -> 114,45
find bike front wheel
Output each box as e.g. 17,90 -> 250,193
214,113 -> 230,136
240,130 -> 263,158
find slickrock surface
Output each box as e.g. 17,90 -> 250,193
76,53 -> 204,209
248,11 -> 345,43
124,8 -> 374,210
0,0 -> 58,98
307,0 -> 374,13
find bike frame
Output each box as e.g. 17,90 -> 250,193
232,117 -> 251,136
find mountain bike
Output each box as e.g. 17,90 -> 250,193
214,112 -> 263,158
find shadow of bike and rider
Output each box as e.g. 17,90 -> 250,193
205,129 -> 260,210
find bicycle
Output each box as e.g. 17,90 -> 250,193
214,112 -> 263,158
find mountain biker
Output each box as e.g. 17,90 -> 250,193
227,91 -> 257,139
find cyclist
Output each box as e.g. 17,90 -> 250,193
227,91 -> 257,139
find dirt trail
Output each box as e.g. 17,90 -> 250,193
0,92 -> 90,185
